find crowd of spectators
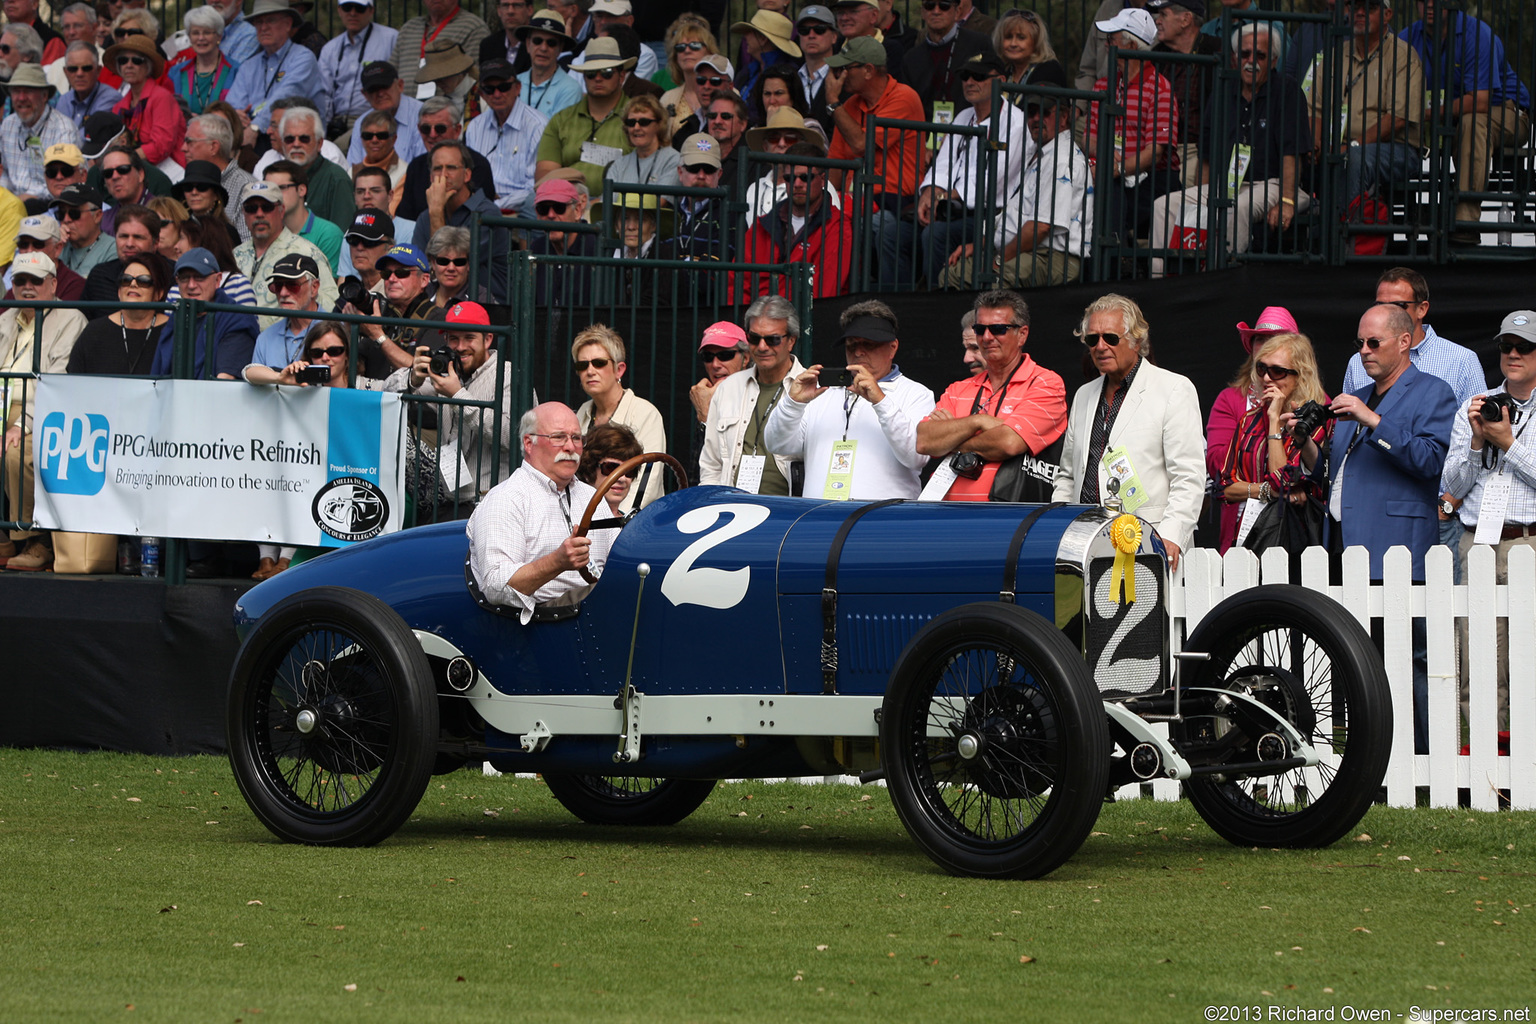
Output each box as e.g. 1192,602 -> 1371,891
0,0 -> 1512,317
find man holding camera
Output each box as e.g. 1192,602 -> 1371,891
248,254 -> 323,372
356,243 -> 435,379
1296,301 -> 1457,754
384,299 -> 514,496
1441,310 -> 1536,737
764,300 -> 935,500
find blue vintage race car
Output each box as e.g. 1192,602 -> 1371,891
227,454 -> 1392,879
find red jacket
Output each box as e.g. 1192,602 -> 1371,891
737,191 -> 853,301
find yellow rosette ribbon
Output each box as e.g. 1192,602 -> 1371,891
1108,514 -> 1142,605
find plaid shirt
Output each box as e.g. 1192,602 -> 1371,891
0,106 -> 80,197
1088,63 -> 1181,171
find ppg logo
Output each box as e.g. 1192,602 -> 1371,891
38,411 -> 109,495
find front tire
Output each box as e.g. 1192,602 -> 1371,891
227,587 -> 439,845
543,775 -> 718,825
1175,586 -> 1390,848
880,603 -> 1109,879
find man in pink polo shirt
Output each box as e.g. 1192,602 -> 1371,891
916,289 -> 1067,501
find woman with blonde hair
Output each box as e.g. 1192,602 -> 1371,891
606,94 -> 681,189
993,9 -> 1067,99
1218,331 -> 1331,553
659,14 -> 721,137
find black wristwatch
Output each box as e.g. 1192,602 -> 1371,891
1440,498 -> 1457,516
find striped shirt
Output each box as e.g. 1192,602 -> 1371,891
1088,63 -> 1181,172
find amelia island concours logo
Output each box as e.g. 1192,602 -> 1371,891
312,476 -> 390,542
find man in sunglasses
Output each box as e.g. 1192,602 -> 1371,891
1053,293 -> 1203,568
528,177 -> 597,306
149,247 -> 259,380
920,289 -> 1065,503
412,139 -> 510,302
0,62 -> 81,203
767,299 -> 935,501
41,141 -> 88,203
795,6 -> 841,132
344,61 -> 424,168
1441,309 -> 1536,743
689,320 -> 750,430
571,322 -> 665,510
318,0 -> 398,140
699,294 -> 805,495
516,9 -> 581,118
395,96 -> 497,224
4,216 -> 85,300
357,243 -> 435,370
740,143 -> 852,300
899,0 -> 991,118
0,251 -> 84,573
467,400 -> 613,620
669,53 -> 733,152
535,36 -> 635,196
235,180 -> 340,330
276,106 -> 355,232
1296,301 -> 1455,753
53,183 -> 115,277
704,92 -> 749,183
53,40 -> 118,125
248,252 -> 322,371
465,57 -> 547,216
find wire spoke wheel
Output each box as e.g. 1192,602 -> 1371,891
228,588 -> 438,846
881,603 -> 1108,879
543,773 -> 717,825
1176,586 -> 1391,848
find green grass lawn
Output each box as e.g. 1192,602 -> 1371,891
1,750 -> 1531,1024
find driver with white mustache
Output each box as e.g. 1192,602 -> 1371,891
467,401 -> 614,621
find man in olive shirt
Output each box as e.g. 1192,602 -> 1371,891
533,36 -> 633,196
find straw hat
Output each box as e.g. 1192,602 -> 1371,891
745,107 -> 825,153
103,34 -> 167,79
592,192 -> 675,240
569,36 -> 637,72
729,10 -> 802,59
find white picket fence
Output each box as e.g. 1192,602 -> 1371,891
1175,543 -> 1536,811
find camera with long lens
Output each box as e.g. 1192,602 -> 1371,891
1481,392 -> 1517,423
1291,399 -> 1336,438
951,451 -> 985,479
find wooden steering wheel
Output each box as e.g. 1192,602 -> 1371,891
572,452 -> 689,583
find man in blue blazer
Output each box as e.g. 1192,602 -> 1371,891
1296,301 -> 1457,753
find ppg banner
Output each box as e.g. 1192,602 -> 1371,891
31,376 -> 404,548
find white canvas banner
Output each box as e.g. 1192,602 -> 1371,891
30,376 -> 405,548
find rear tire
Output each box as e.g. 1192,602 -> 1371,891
543,774 -> 718,825
880,602 -> 1109,879
227,587 -> 438,845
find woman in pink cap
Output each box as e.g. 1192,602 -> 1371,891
1205,305 -> 1298,552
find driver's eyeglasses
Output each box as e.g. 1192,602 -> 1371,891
1255,361 -> 1298,380
748,331 -> 786,347
575,357 -> 611,371
597,459 -> 637,478
530,432 -> 582,446
975,322 -> 1021,337
309,345 -> 348,358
